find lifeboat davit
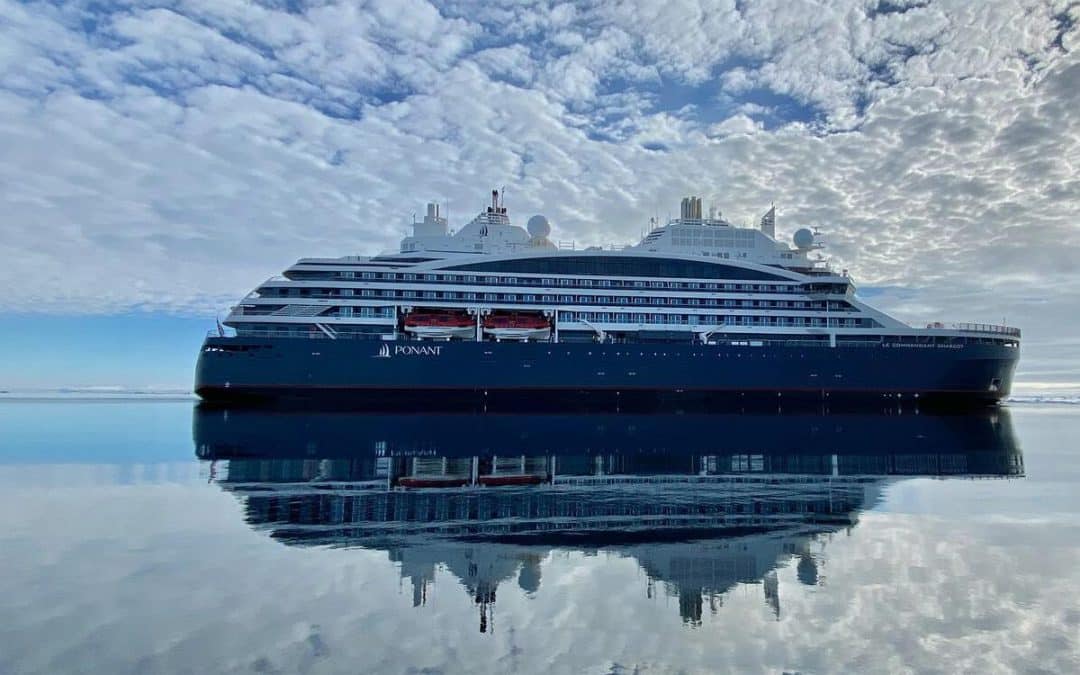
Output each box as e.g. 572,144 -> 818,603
482,312 -> 551,342
476,474 -> 547,487
403,309 -> 475,340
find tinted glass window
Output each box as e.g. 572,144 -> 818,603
443,256 -> 786,281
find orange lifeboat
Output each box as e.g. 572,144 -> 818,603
482,312 -> 551,341
403,309 -> 475,340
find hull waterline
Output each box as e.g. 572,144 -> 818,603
196,336 -> 1018,405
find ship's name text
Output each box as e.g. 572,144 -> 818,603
395,345 -> 443,356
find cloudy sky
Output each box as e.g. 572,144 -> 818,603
1,0 -> 1078,390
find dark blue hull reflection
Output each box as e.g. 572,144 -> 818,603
195,405 -> 1022,628
195,337 -> 1019,404
194,406 -> 1019,460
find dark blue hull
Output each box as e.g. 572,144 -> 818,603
195,337 -> 1018,404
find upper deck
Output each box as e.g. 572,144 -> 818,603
396,192 -> 828,272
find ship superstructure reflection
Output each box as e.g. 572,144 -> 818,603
195,406 -> 1023,629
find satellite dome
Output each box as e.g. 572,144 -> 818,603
526,214 -> 551,239
793,228 -> 815,249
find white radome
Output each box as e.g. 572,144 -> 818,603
527,215 -> 551,239
793,228 -> 815,249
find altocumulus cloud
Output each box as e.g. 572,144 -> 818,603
0,0 -> 1078,384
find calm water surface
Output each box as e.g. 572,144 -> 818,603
0,400 -> 1078,674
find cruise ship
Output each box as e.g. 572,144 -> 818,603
195,190 -> 1020,403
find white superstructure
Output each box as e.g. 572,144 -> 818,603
222,189 -> 1020,348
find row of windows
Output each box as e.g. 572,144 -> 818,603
238,305 -> 395,318
285,270 -> 839,293
445,255 -> 787,280
671,238 -> 754,250
670,245 -> 750,259
235,324 -> 391,338
335,307 -> 394,318
558,312 -> 871,328
258,288 -> 855,312
238,304 -> 871,328
671,227 -> 757,242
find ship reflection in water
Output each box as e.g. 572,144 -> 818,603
194,405 -> 1024,630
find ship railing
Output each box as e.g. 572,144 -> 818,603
925,322 -> 1021,337
729,339 -> 883,348
202,331 -> 870,347
203,331 -> 1016,346
205,329 -> 391,341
